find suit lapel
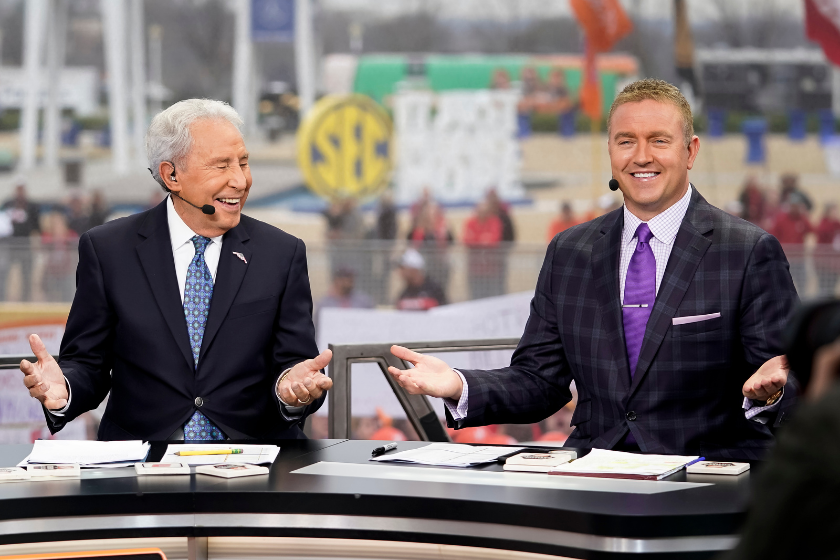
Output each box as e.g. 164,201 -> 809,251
629,188 -> 714,395
591,209 -> 631,393
136,201 -> 194,369
199,222 -> 252,362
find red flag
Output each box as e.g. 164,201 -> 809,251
570,0 -> 633,53
806,0 -> 840,67
570,0 -> 633,119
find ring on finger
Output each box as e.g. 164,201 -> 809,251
298,395 -> 311,404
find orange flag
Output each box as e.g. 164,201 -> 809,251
571,0 -> 634,119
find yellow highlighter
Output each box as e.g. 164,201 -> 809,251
175,449 -> 244,456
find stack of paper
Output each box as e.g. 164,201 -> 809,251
160,444 -> 280,466
549,449 -> 701,480
370,443 -> 524,468
19,440 -> 150,469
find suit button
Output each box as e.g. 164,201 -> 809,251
626,411 -> 637,421
195,397 -> 204,408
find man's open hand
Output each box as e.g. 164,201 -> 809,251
20,334 -> 68,410
387,345 -> 463,400
277,349 -> 333,406
742,355 -> 788,401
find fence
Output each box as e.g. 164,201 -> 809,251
1,239 -> 833,304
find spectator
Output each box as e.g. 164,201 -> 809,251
1,179 -> 41,301
374,191 -> 397,241
780,173 -> 813,212
323,197 -> 366,278
369,192 -> 398,305
547,201 -> 581,241
316,267 -> 374,321
770,193 -> 813,294
815,203 -> 840,297
738,175 -> 766,225
40,212 -> 78,302
489,68 -> 512,90
539,68 -> 573,115
407,201 -> 453,291
88,190 -> 110,229
66,194 -> 90,236
396,249 -> 446,311
463,201 -> 504,300
486,190 -> 515,243
517,66 -> 544,115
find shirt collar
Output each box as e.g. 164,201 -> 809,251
622,184 -> 693,246
166,195 -> 223,250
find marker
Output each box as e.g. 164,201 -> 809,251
622,304 -> 649,308
371,442 -> 398,457
175,449 -> 244,456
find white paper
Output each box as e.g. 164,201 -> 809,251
549,449 -> 699,478
25,440 -> 150,467
370,443 -> 523,468
160,444 -> 280,466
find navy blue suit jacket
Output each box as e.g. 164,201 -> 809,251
452,189 -> 799,460
46,200 -> 321,440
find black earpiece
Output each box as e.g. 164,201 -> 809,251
608,178 -> 620,191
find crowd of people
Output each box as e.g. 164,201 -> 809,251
317,189 -> 519,316
0,177 -> 110,302
737,173 -> 840,296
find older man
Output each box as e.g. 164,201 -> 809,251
20,99 -> 331,440
389,79 -> 797,459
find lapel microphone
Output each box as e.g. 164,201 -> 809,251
171,192 -> 216,215
608,178 -> 620,191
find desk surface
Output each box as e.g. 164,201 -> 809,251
0,440 -> 752,559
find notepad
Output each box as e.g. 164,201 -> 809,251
196,463 -> 269,478
370,443 -> 524,468
20,440 -> 150,468
161,444 -> 280,466
549,449 -> 701,480
503,450 -> 577,473
0,467 -> 30,483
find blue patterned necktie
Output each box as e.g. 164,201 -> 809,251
183,235 -> 224,441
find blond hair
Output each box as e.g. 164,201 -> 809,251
608,79 -> 694,146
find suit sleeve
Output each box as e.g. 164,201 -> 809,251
449,237 -> 574,428
270,238 -> 323,418
739,232 -> 800,427
48,232 -> 116,433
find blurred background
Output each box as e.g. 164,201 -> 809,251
0,0 -> 839,444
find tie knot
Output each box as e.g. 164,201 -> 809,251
191,235 -> 211,255
635,223 -> 653,245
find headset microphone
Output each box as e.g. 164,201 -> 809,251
172,192 -> 216,215
608,178 -> 620,191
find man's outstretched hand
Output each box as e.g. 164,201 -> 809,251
277,349 -> 333,406
387,345 -> 463,400
742,355 -> 788,401
20,334 -> 68,410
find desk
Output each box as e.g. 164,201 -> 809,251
0,440 -> 750,560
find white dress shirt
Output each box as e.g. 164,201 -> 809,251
52,196 -> 303,419
446,184 -> 780,423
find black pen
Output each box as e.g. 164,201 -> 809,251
371,442 -> 398,457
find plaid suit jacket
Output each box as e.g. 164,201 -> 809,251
454,188 -> 798,460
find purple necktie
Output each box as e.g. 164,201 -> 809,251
622,223 -> 656,379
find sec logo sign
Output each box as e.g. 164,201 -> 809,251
297,95 -> 393,199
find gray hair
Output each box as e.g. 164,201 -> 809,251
146,99 -> 244,189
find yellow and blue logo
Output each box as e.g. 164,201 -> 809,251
297,94 -> 392,199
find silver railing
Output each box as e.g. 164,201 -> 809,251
326,338 -> 520,440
